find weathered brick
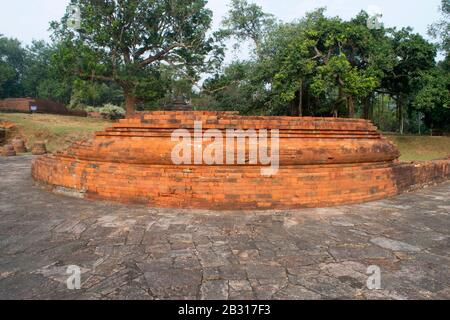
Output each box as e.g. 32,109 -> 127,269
31,111 -> 450,210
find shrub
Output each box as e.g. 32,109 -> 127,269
83,106 -> 97,113
99,104 -> 126,120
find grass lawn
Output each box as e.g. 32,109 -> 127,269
386,135 -> 450,162
1,112 -> 449,161
0,113 -> 111,152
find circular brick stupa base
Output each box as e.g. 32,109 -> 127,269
32,111 -> 450,210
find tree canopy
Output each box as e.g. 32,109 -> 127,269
0,36 -> 25,98
50,0 -> 223,114
204,6 -> 449,133
0,2 -> 448,134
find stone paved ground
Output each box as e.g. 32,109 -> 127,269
0,156 -> 449,300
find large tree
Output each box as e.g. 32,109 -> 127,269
429,0 -> 450,55
213,9 -> 383,118
21,40 -> 71,103
381,28 -> 436,134
22,41 -> 53,99
261,21 -> 315,116
221,0 -> 275,52
413,68 -> 450,132
302,10 -> 380,118
205,7 -> 446,134
0,35 -> 25,99
51,0 -> 222,115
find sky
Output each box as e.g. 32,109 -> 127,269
0,0 -> 443,61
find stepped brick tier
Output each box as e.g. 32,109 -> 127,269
31,111 -> 450,210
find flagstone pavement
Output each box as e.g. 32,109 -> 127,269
0,156 -> 449,300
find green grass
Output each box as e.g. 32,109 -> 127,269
1,113 -> 449,161
386,135 -> 450,162
0,113 -> 111,152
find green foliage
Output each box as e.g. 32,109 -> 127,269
50,0 -> 223,113
98,103 -> 126,120
207,8 -> 390,117
413,68 -> 450,131
0,35 -> 25,98
69,80 -> 124,109
205,6 -> 449,132
83,105 -> 96,113
310,55 -> 378,99
414,69 -> 449,111
383,27 -> 437,96
21,40 -> 75,104
22,41 -> 52,98
221,0 -> 276,51
268,23 -> 315,102
429,0 -> 450,55
203,61 -> 260,113
1,2 -> 449,134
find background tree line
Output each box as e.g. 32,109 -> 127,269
0,0 -> 448,134
203,0 -> 450,134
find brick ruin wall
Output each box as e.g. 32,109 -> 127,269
0,98 -> 87,117
31,111 -> 450,210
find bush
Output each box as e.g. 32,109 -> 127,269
83,106 -> 97,113
68,91 -> 84,110
98,104 -> 126,120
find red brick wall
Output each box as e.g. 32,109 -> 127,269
31,111 -> 450,209
0,98 -> 87,117
0,98 -> 31,112
32,156 -> 450,210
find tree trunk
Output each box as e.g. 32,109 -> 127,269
306,88 -> 311,116
379,94 -> 385,128
124,88 -> 136,117
369,96 -> 374,120
347,95 -> 355,118
289,101 -> 296,116
334,85 -> 343,118
418,112 -> 421,135
362,97 -> 369,119
298,81 -> 303,117
397,97 -> 404,135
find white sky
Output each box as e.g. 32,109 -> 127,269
0,0 -> 443,62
